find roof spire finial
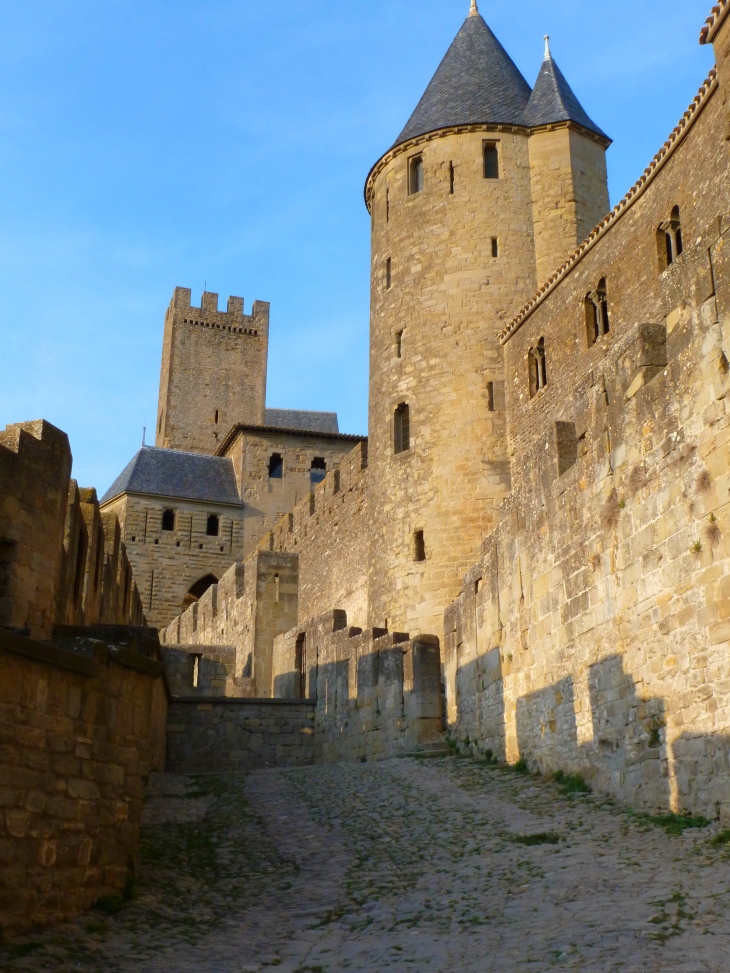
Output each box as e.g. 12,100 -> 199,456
469,0 -> 479,16
544,35 -> 551,60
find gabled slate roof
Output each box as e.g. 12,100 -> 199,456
264,409 -> 339,434
394,12 -> 532,148
524,50 -> 609,141
100,447 -> 242,507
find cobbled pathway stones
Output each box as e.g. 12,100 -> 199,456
2,757 -> 730,971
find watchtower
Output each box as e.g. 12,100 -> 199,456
156,287 -> 269,455
364,2 -> 610,638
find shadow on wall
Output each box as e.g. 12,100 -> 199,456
456,651 -> 730,820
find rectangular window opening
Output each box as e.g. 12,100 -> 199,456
486,381 -> 495,412
414,530 -> 426,563
394,402 -> 410,454
409,155 -> 424,195
268,453 -> 284,479
484,142 -> 500,179
491,237 -> 499,258
386,257 -> 392,289
310,457 -> 327,485
206,514 -> 220,537
162,508 -> 176,532
396,330 -> 403,359
449,161 -> 455,195
192,653 -> 202,689
386,188 -> 390,222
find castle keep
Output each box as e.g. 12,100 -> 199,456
4,0 -> 730,934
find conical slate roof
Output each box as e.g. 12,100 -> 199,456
524,48 -> 609,141
394,12 -> 532,148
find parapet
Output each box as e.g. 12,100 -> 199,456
169,287 -> 270,334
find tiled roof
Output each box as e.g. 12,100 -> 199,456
264,409 -> 339,434
100,447 -> 242,506
499,70 -> 718,344
215,423 -> 366,457
700,1 -> 730,44
524,51 -> 609,142
394,12 -> 532,148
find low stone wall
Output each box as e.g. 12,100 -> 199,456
273,611 -> 444,762
0,629 -> 166,934
166,699 -> 316,773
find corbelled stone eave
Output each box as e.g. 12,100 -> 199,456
700,0 -> 730,44
363,120 -> 610,213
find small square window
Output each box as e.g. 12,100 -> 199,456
206,514 -> 220,537
484,142 -> 500,179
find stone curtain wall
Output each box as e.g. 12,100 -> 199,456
273,611 -> 444,762
0,420 -> 145,640
444,66 -> 730,820
161,552 -> 299,698
0,630 -> 166,934
156,288 -> 269,456
224,427 -> 365,560
263,441 -> 371,629
103,493 -> 244,630
165,699 -> 316,773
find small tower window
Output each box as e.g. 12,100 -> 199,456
484,142 -> 500,179
214,410 -> 219,424
162,509 -> 176,532
386,257 -> 392,289
394,402 -> 410,454
310,457 -> 327,484
585,279 -> 610,345
529,338 -> 547,398
491,237 -> 499,258
657,206 -> 683,272
386,188 -> 390,222
206,514 -> 220,537
414,530 -> 426,562
409,155 -> 424,195
396,330 -> 403,358
268,453 -> 283,479
449,161 -> 455,195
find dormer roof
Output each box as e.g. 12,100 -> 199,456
524,47 -> 610,142
393,12 -> 532,148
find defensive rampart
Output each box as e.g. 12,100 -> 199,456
444,49 -> 730,821
0,628 -> 166,933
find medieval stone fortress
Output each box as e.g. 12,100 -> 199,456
3,1 -> 730,967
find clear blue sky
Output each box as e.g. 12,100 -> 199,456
0,0 -> 716,493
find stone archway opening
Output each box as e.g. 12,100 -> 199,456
182,574 -> 218,613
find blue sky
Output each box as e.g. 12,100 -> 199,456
0,0 -> 716,492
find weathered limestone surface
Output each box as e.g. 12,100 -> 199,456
156,288 -> 269,456
0,629 -> 166,934
165,700 -> 316,772
444,63 -> 730,819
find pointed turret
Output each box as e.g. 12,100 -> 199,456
524,39 -> 610,142
393,10 -> 532,148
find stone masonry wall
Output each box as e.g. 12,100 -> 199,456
272,611 -> 444,763
0,629 -> 166,933
443,67 -> 730,821
165,700 -> 316,773
223,426 -> 366,559
156,288 -> 269,456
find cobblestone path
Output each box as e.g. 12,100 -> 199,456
3,757 -> 730,972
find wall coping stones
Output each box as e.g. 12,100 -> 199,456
0,629 -> 162,680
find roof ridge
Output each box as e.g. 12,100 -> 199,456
499,68 -> 718,343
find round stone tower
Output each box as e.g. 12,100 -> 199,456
364,3 -> 610,639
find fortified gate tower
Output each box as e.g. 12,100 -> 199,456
364,2 -> 611,638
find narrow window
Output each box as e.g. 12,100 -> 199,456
274,573 -> 280,604
529,338 -> 547,397
395,330 -> 403,358
414,530 -> 426,562
206,514 -> 220,537
214,410 -> 219,424
268,453 -> 283,479
162,508 -> 176,532
486,381 -> 495,412
491,237 -> 499,258
585,280 -> 609,345
484,142 -> 500,179
596,279 -> 610,335
409,155 -> 424,195
386,188 -> 390,222
449,161 -> 455,195
658,206 -> 683,271
310,457 -> 327,484
192,653 -> 202,689
386,257 -> 392,289
394,402 -> 410,454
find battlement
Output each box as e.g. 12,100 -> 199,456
170,287 -> 269,336
261,440 -> 369,554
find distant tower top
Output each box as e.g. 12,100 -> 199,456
469,0 -> 479,16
